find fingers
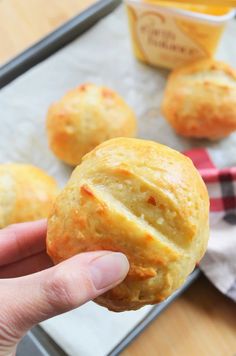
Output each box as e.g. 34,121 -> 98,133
0,220 -> 47,266
0,251 -> 129,339
0,252 -> 53,278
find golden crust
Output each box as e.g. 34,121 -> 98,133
162,59 -> 236,139
0,164 -> 58,228
47,138 -> 209,311
46,83 -> 137,165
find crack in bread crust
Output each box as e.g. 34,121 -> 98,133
84,182 -> 186,258
89,167 -> 197,249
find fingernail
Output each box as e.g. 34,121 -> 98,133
89,253 -> 129,290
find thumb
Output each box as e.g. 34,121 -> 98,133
0,251 -> 129,343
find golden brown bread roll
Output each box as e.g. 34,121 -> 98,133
47,138 -> 209,311
46,84 -> 137,165
0,164 -> 58,228
162,59 -> 236,139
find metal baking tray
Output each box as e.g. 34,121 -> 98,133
0,0 -> 121,88
0,1 -> 201,354
16,269 -> 200,356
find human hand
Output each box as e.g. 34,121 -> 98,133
0,220 -> 129,356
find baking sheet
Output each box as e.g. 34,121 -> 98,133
0,4 -> 236,356
0,0 -> 121,88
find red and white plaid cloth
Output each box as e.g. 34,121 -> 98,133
185,148 -> 236,302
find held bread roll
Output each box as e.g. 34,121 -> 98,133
47,138 -> 209,311
0,164 -> 58,228
46,84 -> 137,165
162,59 -> 236,139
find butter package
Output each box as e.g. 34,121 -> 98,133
125,0 -> 235,69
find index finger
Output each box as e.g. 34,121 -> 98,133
0,220 -> 48,266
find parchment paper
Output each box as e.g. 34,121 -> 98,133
0,4 -> 236,356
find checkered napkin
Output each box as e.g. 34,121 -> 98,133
184,148 -> 236,302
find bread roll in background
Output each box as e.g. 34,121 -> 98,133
162,59 -> 236,139
0,164 -> 58,228
46,84 -> 137,165
47,138 -> 209,311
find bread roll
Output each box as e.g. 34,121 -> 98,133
46,84 -> 137,165
47,138 -> 209,311
0,164 -> 58,228
162,59 -> 236,139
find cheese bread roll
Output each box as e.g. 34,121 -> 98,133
47,138 -> 209,311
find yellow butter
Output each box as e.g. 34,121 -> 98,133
145,2 -> 232,15
125,0 -> 235,69
146,0 -> 236,7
